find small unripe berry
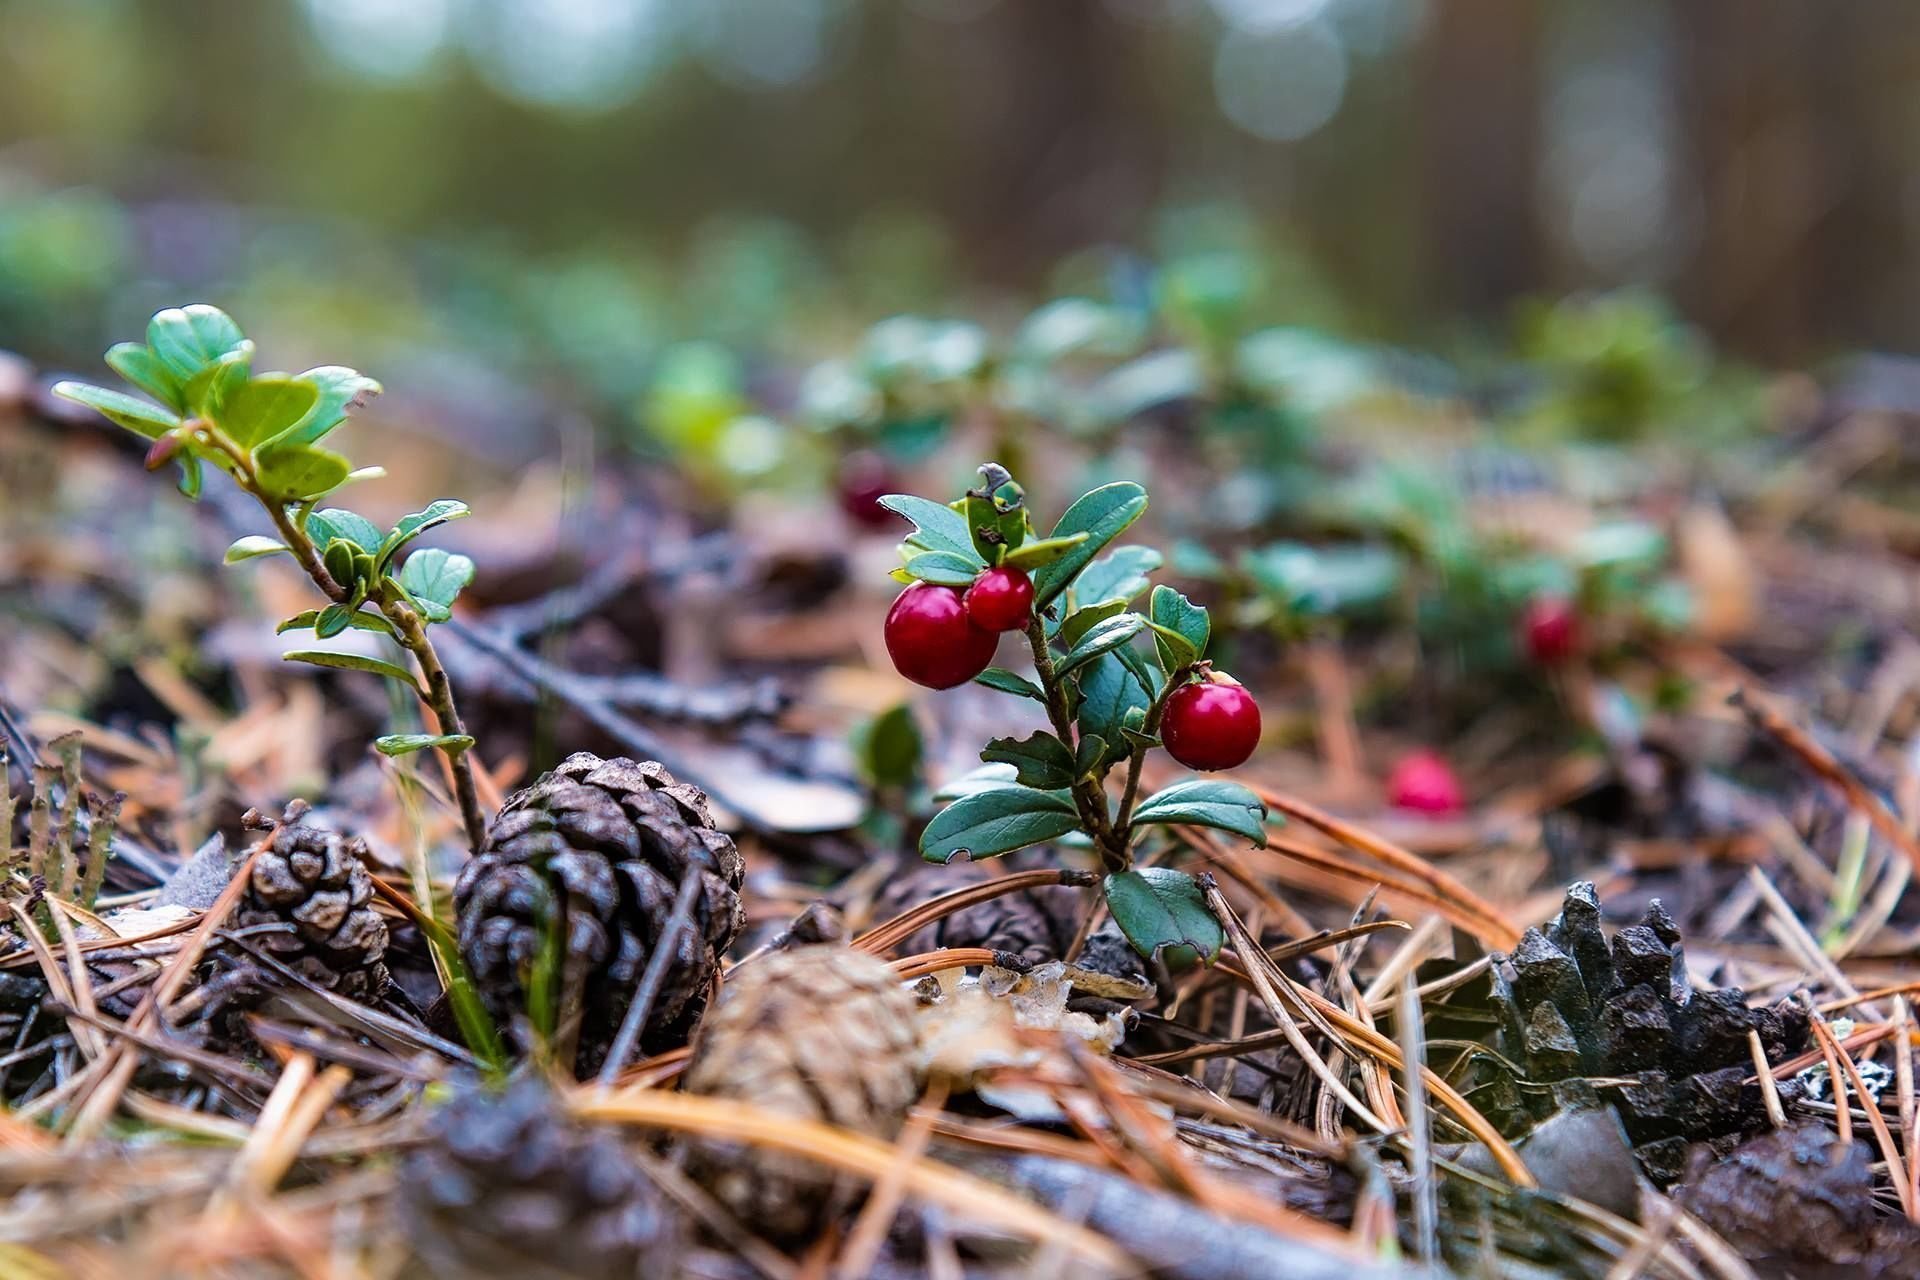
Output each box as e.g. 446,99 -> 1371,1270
964,565 -> 1033,633
838,450 -> 898,529
885,582 -> 998,689
1520,595 -> 1581,665
1388,750 -> 1463,816
1160,678 -> 1261,772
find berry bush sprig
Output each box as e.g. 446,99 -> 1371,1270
881,465 -> 1270,966
53,305 -> 488,851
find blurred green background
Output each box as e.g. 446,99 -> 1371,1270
4,0 -> 1914,374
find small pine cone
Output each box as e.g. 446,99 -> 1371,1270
231,802 -> 388,999
455,754 -> 745,1074
684,945 -> 922,1239
1485,882 -> 1810,1183
401,1075 -> 682,1279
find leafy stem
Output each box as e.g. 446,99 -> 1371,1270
1025,615 -> 1124,872
1111,669 -> 1184,843
194,420 -> 486,852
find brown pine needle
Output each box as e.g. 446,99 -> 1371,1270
573,1088 -> 1132,1272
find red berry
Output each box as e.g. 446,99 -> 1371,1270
964,565 -> 1034,632
1520,595 -> 1581,665
885,582 -> 998,689
838,451 -> 898,529
1160,679 -> 1262,772
1388,751 -> 1464,816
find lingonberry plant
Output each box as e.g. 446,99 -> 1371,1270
882,464 -> 1269,965
53,305 -> 488,851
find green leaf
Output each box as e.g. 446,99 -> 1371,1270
1131,779 -> 1268,846
49,381 -> 181,440
1148,585 -> 1210,672
182,347 -> 255,419
962,493 -> 1006,564
146,305 -> 246,381
975,668 -> 1045,701
376,499 -> 470,569
319,604 -> 369,639
309,508 -> 384,553
399,547 -> 475,610
1059,598 -> 1127,649
224,535 -> 289,564
878,494 -> 984,564
1102,868 -> 1223,965
980,732 -> 1076,790
902,550 -> 982,587
322,539 -> 359,591
1031,483 -> 1149,607
105,343 -> 184,412
174,452 -> 203,499
282,650 -> 423,695
1075,653 -> 1149,768
1001,532 -> 1090,572
1056,613 -> 1147,677
219,375 -> 320,451
1074,734 -> 1107,781
852,704 -> 922,790
375,733 -> 475,758
262,366 -> 383,451
919,786 -> 1080,863
254,442 -> 352,502
275,608 -> 400,641
1069,545 -> 1162,608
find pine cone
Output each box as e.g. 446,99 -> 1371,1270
454,753 -> 745,1075
876,862 -> 1081,967
684,945 -> 922,1239
232,802 -> 388,1000
1483,882 -> 1810,1183
400,1075 -> 682,1279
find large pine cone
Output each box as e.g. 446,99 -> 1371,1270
400,1075 -> 682,1279
455,754 -> 744,1075
684,945 -> 922,1239
231,802 -> 389,1000
1481,882 -> 1810,1183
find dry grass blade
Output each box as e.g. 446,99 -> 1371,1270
1810,1009 -> 1913,1219
852,868 -> 1095,956
1248,785 -> 1523,948
63,838 -> 265,1142
1397,972 -> 1438,1267
573,1088 -> 1133,1272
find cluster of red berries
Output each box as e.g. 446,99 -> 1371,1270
884,565 -> 1033,690
885,563 -> 1262,772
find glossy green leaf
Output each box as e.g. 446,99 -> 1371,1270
980,732 -> 1075,790
49,381 -> 181,440
254,442 -> 352,502
1059,598 -> 1126,649
219,375 -> 319,451
322,539 -> 359,591
375,733 -> 475,758
902,550 -> 980,587
313,604 -> 357,639
399,547 -> 475,610
224,535 -> 289,564
1103,867 -> 1223,965
105,343 -> 184,412
1074,734 -> 1107,781
276,609 -> 400,641
309,508 -> 383,553
1148,585 -> 1210,672
282,650 -> 422,695
173,452 -> 203,500
1032,483 -> 1149,607
1131,779 -> 1268,846
263,366 -> 383,451
919,786 -> 1080,863
375,499 -> 470,569
975,667 -> 1045,701
1074,653 -> 1149,768
1001,532 -> 1090,572
1056,613 -> 1146,677
183,347 -> 255,420
878,494 -> 983,564
1069,545 -> 1162,608
146,305 -> 246,381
